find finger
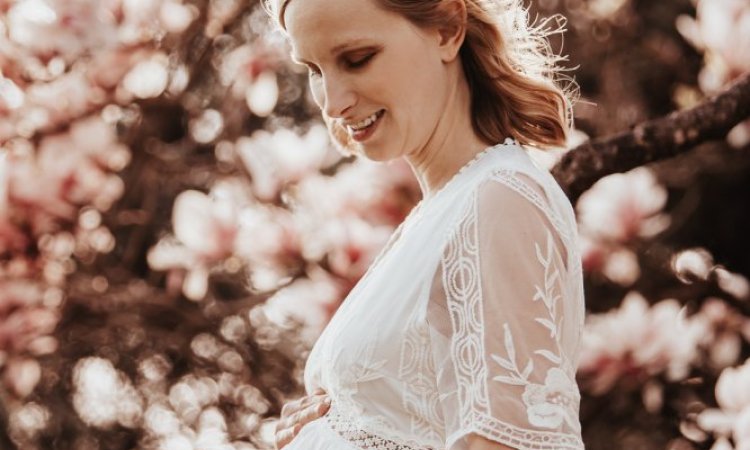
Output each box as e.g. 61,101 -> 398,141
277,408 -> 302,431
276,420 -> 306,449
275,399 -> 330,449
285,395 -> 329,421
304,394 -> 330,414
279,407 -> 317,437
281,396 -> 309,418
281,391 -> 327,418
296,398 -> 332,426
314,396 -> 332,415
275,426 -> 296,449
299,392 -> 329,410
280,398 -> 304,418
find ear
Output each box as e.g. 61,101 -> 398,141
436,0 -> 467,63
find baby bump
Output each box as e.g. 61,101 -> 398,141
283,414 -> 363,450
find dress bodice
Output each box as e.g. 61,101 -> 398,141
298,139 -> 586,450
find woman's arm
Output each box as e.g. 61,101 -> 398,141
430,174 -> 584,450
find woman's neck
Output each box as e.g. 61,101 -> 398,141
404,66 -> 494,199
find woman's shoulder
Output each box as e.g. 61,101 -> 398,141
423,138 -> 572,236
464,141 -> 547,201
469,142 -> 579,243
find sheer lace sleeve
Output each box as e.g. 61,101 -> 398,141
427,173 -> 584,450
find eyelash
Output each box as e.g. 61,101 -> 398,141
307,53 -> 374,78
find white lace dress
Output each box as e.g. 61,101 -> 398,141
284,138 -> 586,450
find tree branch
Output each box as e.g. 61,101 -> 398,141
552,72 -> 750,203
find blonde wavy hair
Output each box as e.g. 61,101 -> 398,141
263,0 -> 577,153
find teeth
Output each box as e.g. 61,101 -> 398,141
348,110 -> 382,132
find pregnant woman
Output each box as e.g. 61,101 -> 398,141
263,0 -> 586,448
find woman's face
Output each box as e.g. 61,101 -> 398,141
284,0 -> 453,161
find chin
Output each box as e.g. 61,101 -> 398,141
359,147 -> 396,162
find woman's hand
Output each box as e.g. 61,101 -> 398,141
274,388 -> 331,449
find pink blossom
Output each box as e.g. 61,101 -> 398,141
672,247 -> 714,283
710,437 -> 734,450
149,181 -> 304,298
7,119 -> 126,223
734,407 -> 750,447
292,157 -> 419,229
206,0 -> 242,38
291,172 -> 357,226
245,70 -> 278,117
290,174 -> 396,282
172,190 -> 239,261
8,402 -> 50,441
696,298 -> 746,370
285,157 -> 417,284
217,42 -> 282,116
578,291 -> 708,394
237,125 -> 337,201
234,203 -> 300,273
3,357 -> 41,398
5,0 -> 117,59
676,0 -> 750,148
72,357 -> 144,429
220,43 -> 282,100
119,0 -> 196,44
677,0 -> 750,93
0,154 -> 29,253
332,157 -> 420,224
1,70 -> 97,141
121,54 -> 170,99
320,216 -> 392,282
577,233 -> 607,274
0,280 -> 59,359
148,188 -> 242,300
715,358 -> 750,413
158,1 -> 197,34
599,246 -> 640,287
0,76 -> 25,112
87,48 -> 152,90
263,270 -> 344,344
700,359 -> 750,449
577,234 -> 640,286
577,167 -> 670,243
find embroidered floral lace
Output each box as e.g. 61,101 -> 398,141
284,140 -> 586,450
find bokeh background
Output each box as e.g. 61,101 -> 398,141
0,0 -> 749,449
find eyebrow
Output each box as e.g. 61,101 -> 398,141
291,39 -> 372,65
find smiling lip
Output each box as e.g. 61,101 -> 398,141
349,110 -> 384,142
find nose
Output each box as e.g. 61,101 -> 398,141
315,73 -> 356,119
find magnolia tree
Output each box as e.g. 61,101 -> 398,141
0,0 -> 748,449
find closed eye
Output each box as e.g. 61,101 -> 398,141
346,53 -> 374,69
306,52 -> 376,78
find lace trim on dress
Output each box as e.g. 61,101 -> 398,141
440,193 -> 492,424
448,411 -> 585,450
489,169 -> 571,249
324,404 -> 437,450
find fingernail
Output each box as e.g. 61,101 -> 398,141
324,397 -> 331,405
